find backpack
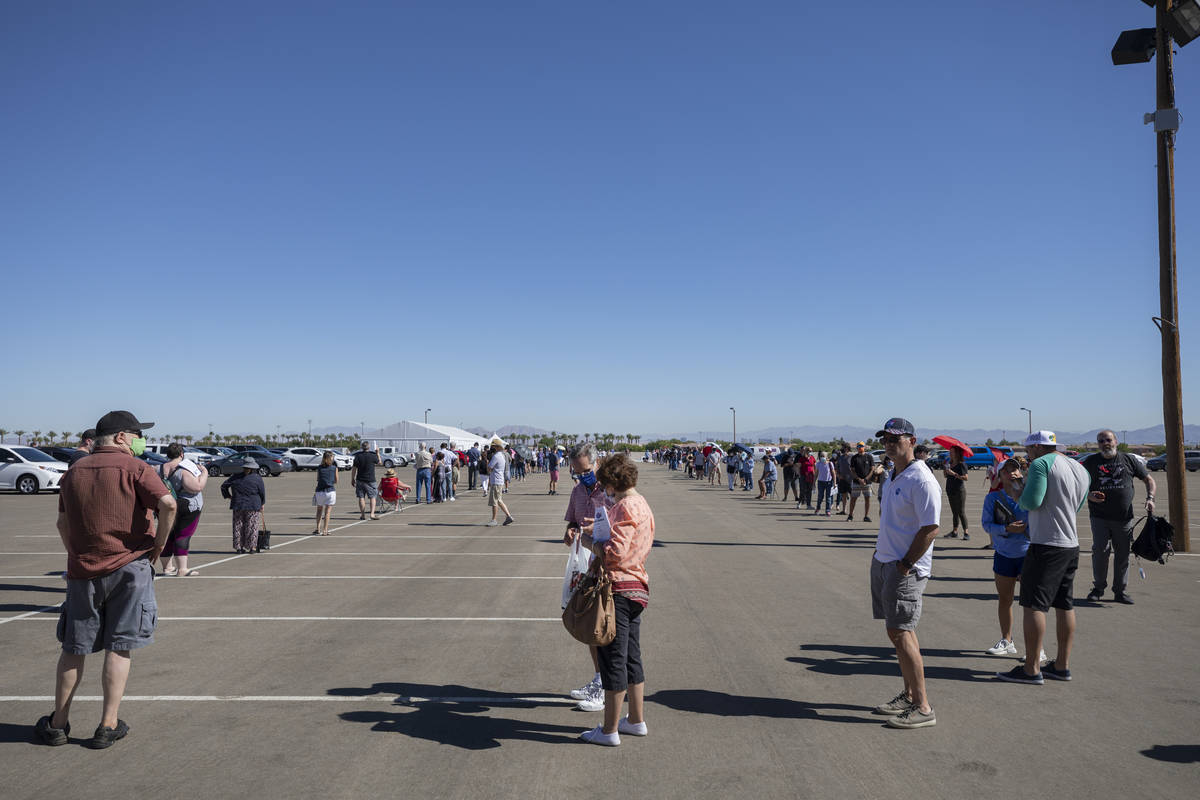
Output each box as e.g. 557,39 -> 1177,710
1131,514 -> 1174,565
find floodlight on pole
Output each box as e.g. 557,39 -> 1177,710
1020,407 -> 1032,434
1166,0 -> 1200,45
729,407 -> 736,445
1112,27 -> 1158,64
425,408 -> 431,424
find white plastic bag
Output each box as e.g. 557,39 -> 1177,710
561,535 -> 592,609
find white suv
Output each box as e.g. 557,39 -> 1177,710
0,445 -> 68,494
281,447 -> 352,471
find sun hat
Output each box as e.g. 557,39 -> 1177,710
241,458 -> 259,469
385,468 -> 396,477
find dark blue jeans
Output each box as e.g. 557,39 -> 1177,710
415,468 -> 432,503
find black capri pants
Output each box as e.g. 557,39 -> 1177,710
597,595 -> 645,692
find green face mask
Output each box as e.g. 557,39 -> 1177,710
128,436 -> 146,456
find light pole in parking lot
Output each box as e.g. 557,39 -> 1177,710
1110,0 -> 1192,551
307,419 -> 312,443
729,407 -> 736,445
360,421 -> 365,438
425,408 -> 431,424
1020,407 -> 1032,434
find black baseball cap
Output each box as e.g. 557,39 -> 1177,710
875,417 -> 915,437
95,410 -> 155,437
79,428 -> 97,443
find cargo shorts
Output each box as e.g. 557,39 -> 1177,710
870,556 -> 928,632
58,557 -> 158,654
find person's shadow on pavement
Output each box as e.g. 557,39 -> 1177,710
646,689 -> 876,725
789,643 -> 993,682
329,682 -> 581,750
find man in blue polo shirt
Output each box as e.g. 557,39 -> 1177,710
869,418 -> 941,729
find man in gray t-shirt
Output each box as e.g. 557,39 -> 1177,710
998,431 -> 1089,686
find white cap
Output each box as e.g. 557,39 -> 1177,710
1023,430 -> 1061,447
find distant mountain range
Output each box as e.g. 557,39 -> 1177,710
645,424 -> 1200,446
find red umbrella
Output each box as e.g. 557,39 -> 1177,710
931,435 -> 973,459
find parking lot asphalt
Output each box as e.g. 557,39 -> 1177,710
1,461 -> 1197,799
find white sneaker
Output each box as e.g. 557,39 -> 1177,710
579,725 -> 619,746
1039,650 -> 1048,663
986,639 -> 1017,656
618,716 -> 648,736
485,520 -> 499,527
575,684 -> 605,711
570,675 -> 602,701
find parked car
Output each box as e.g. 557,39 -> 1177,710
961,446 -> 1016,470
195,446 -> 237,458
378,447 -> 410,468
137,452 -> 169,468
925,450 -> 948,469
280,446 -> 352,471
224,445 -> 290,470
1145,450 -> 1200,471
36,445 -> 82,463
206,453 -> 284,477
0,445 -> 69,494
869,448 -> 886,465
142,443 -> 212,464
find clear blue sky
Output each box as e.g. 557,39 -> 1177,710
2,1 -> 1196,439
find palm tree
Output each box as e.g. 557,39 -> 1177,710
61,431 -> 74,445
46,430 -> 58,445
32,430 -> 42,446
0,428 -> 7,444
184,434 -> 193,446
14,430 -> 25,444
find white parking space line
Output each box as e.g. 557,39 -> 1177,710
0,694 -> 574,704
198,552 -> 563,556
0,508 -> 403,626
14,534 -> 554,540
0,615 -> 563,622
0,575 -> 559,580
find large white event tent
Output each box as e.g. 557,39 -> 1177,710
363,420 -> 492,452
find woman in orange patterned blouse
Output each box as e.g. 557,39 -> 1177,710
578,452 -> 656,746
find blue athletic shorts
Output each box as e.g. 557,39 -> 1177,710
993,552 -> 1025,578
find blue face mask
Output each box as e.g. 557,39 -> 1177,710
579,470 -> 597,488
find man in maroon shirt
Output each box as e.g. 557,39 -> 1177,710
35,410 -> 176,750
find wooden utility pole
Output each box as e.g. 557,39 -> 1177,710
1156,1 -> 1190,551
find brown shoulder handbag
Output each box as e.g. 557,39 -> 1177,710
562,562 -> 616,646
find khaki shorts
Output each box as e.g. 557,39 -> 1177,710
58,557 -> 157,654
870,557 -> 928,631
487,484 -> 504,507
